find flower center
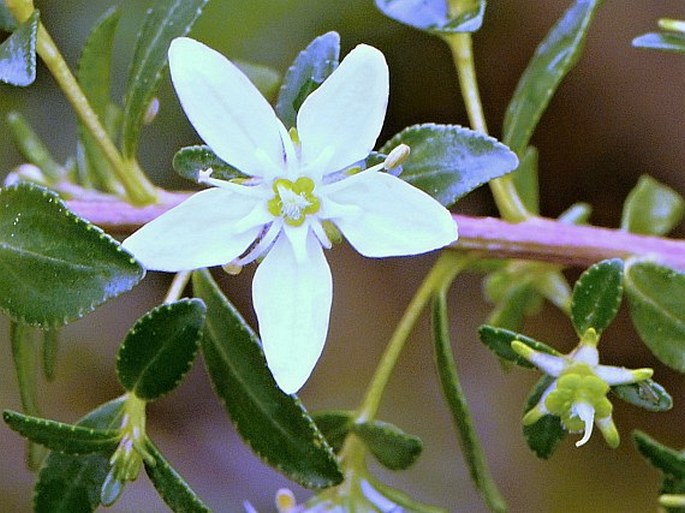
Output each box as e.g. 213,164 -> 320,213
267,177 -> 321,227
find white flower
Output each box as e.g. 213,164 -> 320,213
122,37 -> 458,393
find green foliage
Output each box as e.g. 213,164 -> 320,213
611,380 -> 672,412
380,123 -> 519,207
633,24 -> 685,54
625,261 -> 685,372
0,184 -> 144,327
375,0 -> 486,34
6,111 -> 64,182
0,9 -> 38,86
311,410 -> 352,452
275,31 -> 340,128
477,325 -> 560,369
570,258 -> 624,335
522,375 -> 566,459
621,175 -> 685,236
0,2 -> 17,31
173,145 -> 247,183
192,269 -> 342,489
116,299 -> 206,401
512,146 -> 540,214
633,431 -> 685,513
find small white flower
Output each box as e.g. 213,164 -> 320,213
123,37 -> 457,393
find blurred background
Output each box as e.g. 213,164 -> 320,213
1,0 -> 684,511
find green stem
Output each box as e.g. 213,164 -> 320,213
163,271 -> 191,304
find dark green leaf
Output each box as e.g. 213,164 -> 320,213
121,0 -> 208,158
625,261 -> 685,372
570,258 -> 624,335
42,328 -> 59,381
612,379 -> 672,412
633,431 -> 685,478
117,299 -> 205,401
275,31 -> 339,128
354,420 -> 423,471
0,184 -> 144,327
173,145 -> 247,183
633,32 -> 685,54
312,410 -> 354,452
523,375 -> 566,459
503,0 -> 603,156
0,9 -> 38,86
375,0 -> 485,34
3,410 -> 120,454
380,123 -> 518,207
477,325 -> 560,369
484,268 -> 542,331
0,3 -> 17,32
511,146 -> 539,214
621,175 -> 685,236
6,111 -> 63,181
34,397 -> 125,513
144,439 -> 211,513
192,269 -> 342,489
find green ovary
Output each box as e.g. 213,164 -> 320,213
267,176 -> 321,227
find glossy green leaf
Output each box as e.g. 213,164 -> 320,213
503,0 -> 603,156
3,410 -> 120,454
354,420 -> 423,471
117,299 -> 205,401
234,59 -> 281,101
380,123 -> 519,207
375,0 -> 485,34
312,410 -> 354,452
173,145 -> 247,183
478,325 -> 560,369
144,439 -> 211,513
612,379 -> 672,412
121,0 -> 208,158
0,184 -> 144,327
0,3 -> 17,31
34,397 -> 125,513
625,261 -> 685,372
512,146 -> 539,214
523,375 -> 566,459
0,9 -> 38,86
633,32 -> 685,54
6,111 -> 63,181
275,31 -> 340,128
621,175 -> 685,236
570,258 -> 624,335
192,269 -> 342,489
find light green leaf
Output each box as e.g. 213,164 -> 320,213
503,0 -> 603,156
375,0 -> 486,34
625,261 -> 685,372
144,439 -> 211,513
354,420 -> 423,471
511,146 -> 539,214
275,31 -> 340,129
477,325 -> 560,369
380,123 -> 519,207
6,111 -> 63,181
0,2 -> 17,31
117,299 -> 205,401
192,269 -> 342,489
234,59 -> 281,101
570,258 -> 624,335
173,145 -> 247,183
621,175 -> 685,236
121,0 -> 208,158
0,184 -> 144,327
612,379 -> 672,412
633,32 -> 685,54
522,375 -> 566,459
0,9 -> 38,86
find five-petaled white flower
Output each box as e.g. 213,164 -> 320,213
122,37 -> 458,393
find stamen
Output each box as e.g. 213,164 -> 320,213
311,220 -> 332,249
384,143 -> 411,170
234,219 -> 283,267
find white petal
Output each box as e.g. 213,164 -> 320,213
297,45 -> 389,178
122,188 -> 262,271
252,233 -> 332,393
325,171 -> 457,257
169,37 -> 287,178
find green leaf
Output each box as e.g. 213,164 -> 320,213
144,439 -> 211,513
380,123 -> 519,207
42,328 -> 59,381
0,2 -> 17,32
512,146 -> 540,214
234,59 -> 281,101
0,184 -> 144,327
173,145 -> 247,183
312,410 -> 354,452
633,431 -> 685,479
275,31 -> 340,129
503,0 -> 603,156
3,410 -> 120,454
121,0 -> 208,158
523,375 -> 566,459
0,9 -> 38,86
34,397 -> 125,513
192,269 -> 342,489
354,421 -> 423,471
625,261 -> 685,372
477,325 -> 560,369
6,111 -> 64,181
374,0 -> 486,34
621,175 -> 685,236
612,379 -> 672,412
117,299 -> 205,401
633,32 -> 685,54
570,258 -> 624,335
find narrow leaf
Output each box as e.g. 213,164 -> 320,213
121,0 -> 208,158
354,421 -> 423,471
0,9 -> 38,86
117,299 -> 205,401
612,379 -> 672,412
192,269 -> 342,489
0,184 -> 144,327
621,175 -> 685,236
522,375 -> 566,459
42,328 -> 59,381
312,410 -> 354,452
633,431 -> 685,478
3,410 -> 120,454
6,111 -> 63,181
275,31 -> 340,128
503,0 -> 603,156
570,258 -> 624,335
625,261 -> 685,371
380,123 -> 519,207
173,145 -> 246,184
633,32 -> 685,54
511,146 -> 539,214
375,0 -> 486,34
478,325 -> 560,369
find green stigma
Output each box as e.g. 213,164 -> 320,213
267,177 -> 321,227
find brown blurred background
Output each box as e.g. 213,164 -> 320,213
1,1 -> 684,511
